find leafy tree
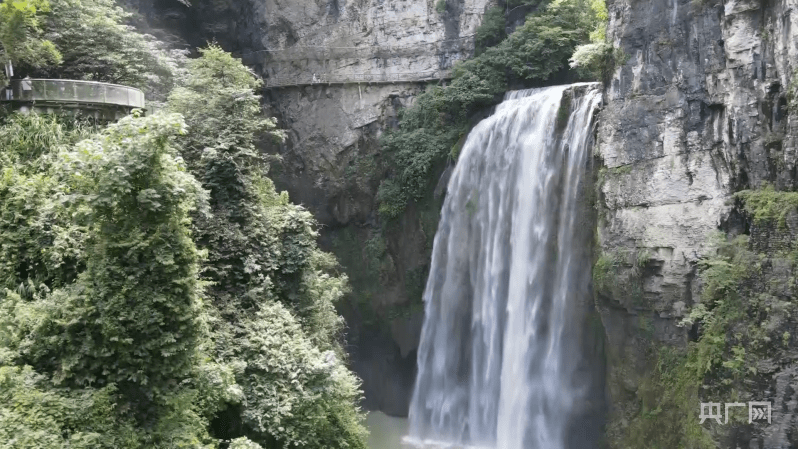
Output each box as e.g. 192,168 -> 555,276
489,0 -> 594,81
39,0 -> 160,84
168,45 -> 284,312
0,0 -> 61,84
0,363 -> 139,448
39,112 -> 210,422
474,6 -> 506,55
1,0 -> 184,105
168,47 -> 346,344
169,46 -> 367,448
0,353 -> 218,448
0,111 -> 222,447
0,0 -> 184,103
167,45 -> 282,198
569,0 -> 613,80
216,302 -> 367,449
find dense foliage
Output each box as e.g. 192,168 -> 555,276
474,6 -> 506,54
0,30 -> 366,449
0,0 -> 61,84
0,111 -> 218,447
735,184 -> 798,227
168,46 -> 366,447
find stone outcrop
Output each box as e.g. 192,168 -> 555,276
597,0 -> 798,444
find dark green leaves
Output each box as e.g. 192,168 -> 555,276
52,113 -> 206,406
0,0 -> 62,84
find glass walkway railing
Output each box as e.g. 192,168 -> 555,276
1,79 -> 145,109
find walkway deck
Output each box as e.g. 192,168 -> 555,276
264,69 -> 453,88
241,34 -> 475,88
244,35 -> 475,62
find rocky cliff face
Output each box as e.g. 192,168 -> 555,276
250,0 -> 492,417
596,0 -> 798,444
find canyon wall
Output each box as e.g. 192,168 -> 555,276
596,0 -> 798,444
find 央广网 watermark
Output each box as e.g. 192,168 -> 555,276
699,401 -> 771,424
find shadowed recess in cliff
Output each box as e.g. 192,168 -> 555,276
407,83 -> 606,448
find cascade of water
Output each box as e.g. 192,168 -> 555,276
407,83 -> 604,449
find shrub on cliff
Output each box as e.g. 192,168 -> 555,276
617,225 -> 798,447
474,6 -> 506,54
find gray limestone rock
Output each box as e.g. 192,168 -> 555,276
598,0 -> 798,444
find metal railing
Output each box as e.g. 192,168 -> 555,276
1,79 -> 145,109
264,69 -> 453,88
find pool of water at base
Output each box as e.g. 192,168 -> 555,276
366,411 -> 412,449
366,413 -> 491,449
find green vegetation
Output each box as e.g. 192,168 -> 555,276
0,0 -> 61,84
615,235 -> 751,448
41,0 -> 173,87
0,8 -> 367,447
592,249 -> 646,306
435,0 -> 446,14
0,0 -> 183,102
167,46 -> 366,447
474,6 -> 506,55
568,0 -> 624,80
330,228 -> 382,328
788,70 -> 798,115
592,252 -> 619,296
735,184 -> 798,228
0,111 -> 219,447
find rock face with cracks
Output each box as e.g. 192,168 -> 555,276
596,0 -> 798,445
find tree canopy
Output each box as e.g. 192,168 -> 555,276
0,0 -> 61,84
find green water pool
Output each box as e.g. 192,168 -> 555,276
366,411 -> 412,449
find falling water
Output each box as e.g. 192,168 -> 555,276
407,83 -> 605,449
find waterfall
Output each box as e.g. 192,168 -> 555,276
407,83 -> 605,449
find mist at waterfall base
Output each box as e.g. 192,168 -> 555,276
404,84 -> 607,449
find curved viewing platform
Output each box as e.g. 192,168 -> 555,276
0,78 -> 145,120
